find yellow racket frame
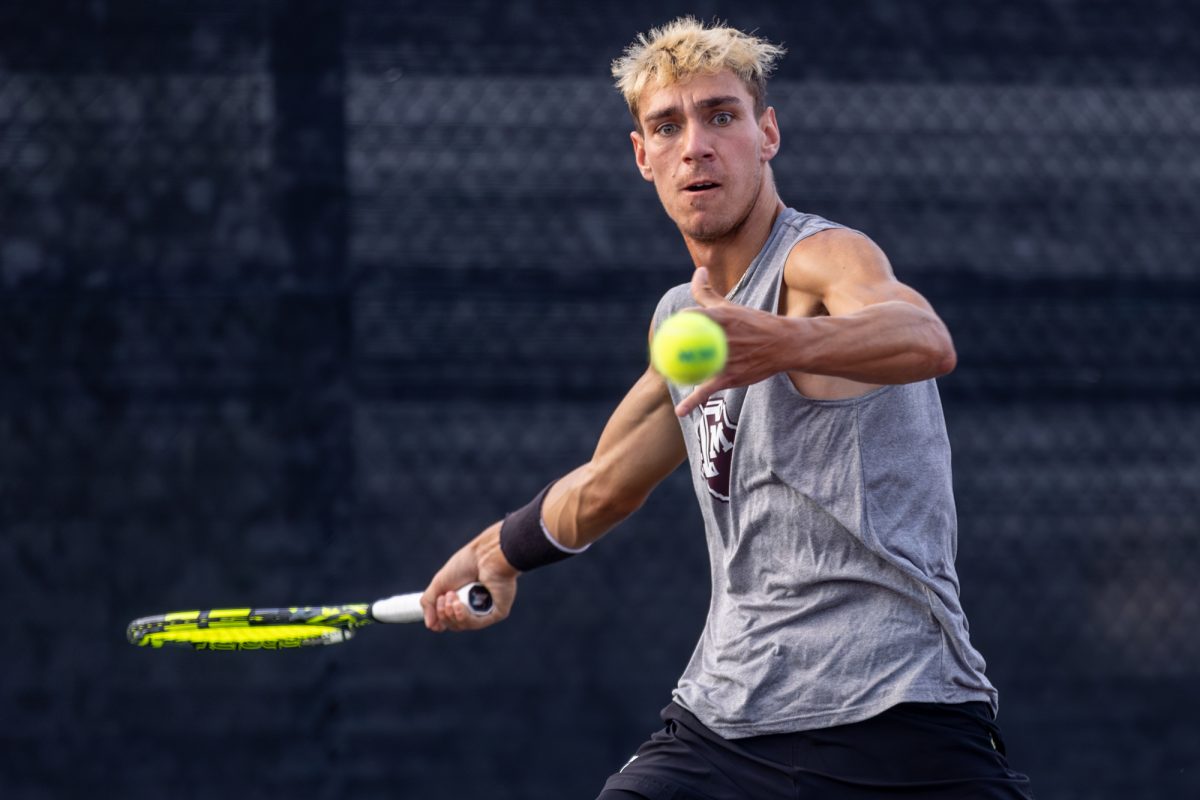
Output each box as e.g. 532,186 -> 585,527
127,584 -> 492,651
127,605 -> 372,650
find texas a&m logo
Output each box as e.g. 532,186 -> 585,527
695,396 -> 736,502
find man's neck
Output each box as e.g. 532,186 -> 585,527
683,194 -> 786,296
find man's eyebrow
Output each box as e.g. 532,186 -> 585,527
642,104 -> 681,125
696,95 -> 744,110
642,95 -> 745,125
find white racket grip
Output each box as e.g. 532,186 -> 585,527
370,583 -> 493,624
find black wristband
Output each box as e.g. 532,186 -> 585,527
499,482 -> 582,572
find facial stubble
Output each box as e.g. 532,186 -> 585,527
677,159 -> 766,245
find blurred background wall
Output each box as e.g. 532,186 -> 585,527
2,1 -> 1198,798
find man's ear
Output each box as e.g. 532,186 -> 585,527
630,130 -> 654,182
759,107 -> 781,162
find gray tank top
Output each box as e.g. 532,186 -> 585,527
655,208 -> 997,738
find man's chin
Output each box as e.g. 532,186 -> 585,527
667,206 -> 720,237
680,218 -> 736,243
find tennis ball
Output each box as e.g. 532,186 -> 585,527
651,311 -> 728,385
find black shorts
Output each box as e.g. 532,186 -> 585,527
598,701 -> 1034,800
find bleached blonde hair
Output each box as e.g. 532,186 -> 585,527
611,17 -> 786,127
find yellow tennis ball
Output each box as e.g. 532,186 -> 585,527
651,311 -> 728,385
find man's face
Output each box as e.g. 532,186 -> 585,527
630,70 -> 780,242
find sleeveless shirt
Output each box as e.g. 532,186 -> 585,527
655,208 -> 998,738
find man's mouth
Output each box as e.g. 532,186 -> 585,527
683,181 -> 721,193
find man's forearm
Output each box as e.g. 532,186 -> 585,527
534,368 -> 686,550
539,463 -> 641,551
783,301 -> 956,384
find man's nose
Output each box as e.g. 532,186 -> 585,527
682,123 -> 715,162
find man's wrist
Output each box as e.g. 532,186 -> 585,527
775,313 -> 817,373
474,524 -> 521,581
498,482 -> 589,572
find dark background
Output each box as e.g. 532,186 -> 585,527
2,1 -> 1198,798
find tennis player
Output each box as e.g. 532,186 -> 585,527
422,17 -> 1034,799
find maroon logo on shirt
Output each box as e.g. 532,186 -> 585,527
696,396 -> 737,502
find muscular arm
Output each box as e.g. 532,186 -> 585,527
421,361 -> 686,631
542,366 -> 688,550
781,227 -> 956,381
675,228 -> 957,416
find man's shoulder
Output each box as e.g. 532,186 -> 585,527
778,208 -> 847,237
788,225 -> 883,263
782,214 -> 887,283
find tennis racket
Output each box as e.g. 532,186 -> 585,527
126,583 -> 493,651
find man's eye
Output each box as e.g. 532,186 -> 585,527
657,123 -> 679,136
713,112 -> 733,125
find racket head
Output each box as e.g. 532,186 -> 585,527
127,604 -> 372,651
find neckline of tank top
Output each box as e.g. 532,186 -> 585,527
723,208 -> 796,302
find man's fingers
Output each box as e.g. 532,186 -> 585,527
675,376 -> 724,417
423,581 -> 465,632
439,589 -> 490,632
675,388 -> 702,417
424,586 -> 500,632
421,585 -> 445,631
421,524 -> 514,632
690,266 -> 725,308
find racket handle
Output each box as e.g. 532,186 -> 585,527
370,583 -> 494,624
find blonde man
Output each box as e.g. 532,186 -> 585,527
422,17 -> 1034,799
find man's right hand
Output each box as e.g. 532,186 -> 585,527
420,522 -> 519,632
